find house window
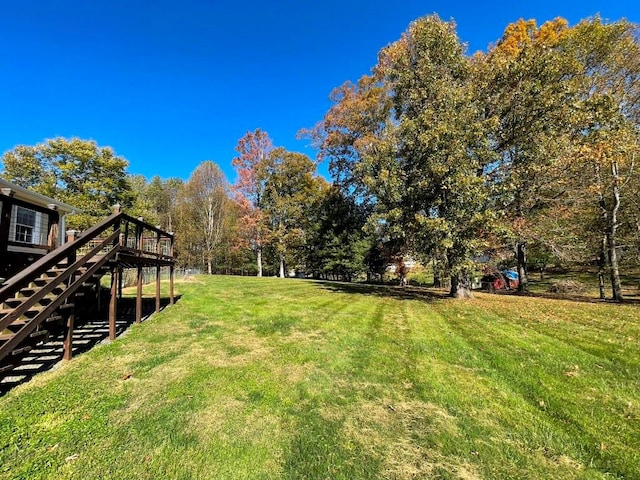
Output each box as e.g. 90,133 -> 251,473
15,206 -> 37,243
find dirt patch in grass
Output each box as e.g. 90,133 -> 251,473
191,398 -> 284,449
341,400 -> 476,480
203,327 -> 274,368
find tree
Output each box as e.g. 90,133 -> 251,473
127,175 -> 159,226
313,15 -> 495,297
232,129 -> 274,277
1,137 -> 132,229
562,18 -> 640,301
478,18 -> 575,292
305,186 -> 370,281
261,148 -> 325,278
175,161 -> 231,274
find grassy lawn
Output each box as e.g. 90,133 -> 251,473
1,276 -> 639,479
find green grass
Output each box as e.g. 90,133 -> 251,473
1,276 -> 639,479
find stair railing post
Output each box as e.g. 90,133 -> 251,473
63,230 -> 78,360
136,218 -> 144,252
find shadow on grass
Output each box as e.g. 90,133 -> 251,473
0,295 -> 181,397
496,289 -> 640,305
311,279 -> 640,306
310,280 -> 446,303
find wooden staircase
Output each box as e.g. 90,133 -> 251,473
1,210 -> 175,381
0,213 -> 124,378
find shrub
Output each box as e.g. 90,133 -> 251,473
548,279 -> 587,294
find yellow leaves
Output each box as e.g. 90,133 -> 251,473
535,18 -> 569,46
493,17 -> 568,59
498,19 -> 537,57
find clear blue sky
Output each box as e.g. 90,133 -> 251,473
1,0 -> 638,183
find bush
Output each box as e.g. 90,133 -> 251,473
547,279 -> 587,294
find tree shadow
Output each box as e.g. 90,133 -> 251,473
0,295 -> 181,397
508,290 -> 640,305
309,280 -> 447,303
311,280 -> 640,306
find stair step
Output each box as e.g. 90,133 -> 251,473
11,345 -> 32,356
46,314 -> 63,322
0,333 -> 13,342
30,330 -> 48,340
0,363 -> 15,374
4,298 -> 24,308
42,270 -> 62,278
5,319 -> 30,331
19,285 -> 66,297
0,304 -> 45,318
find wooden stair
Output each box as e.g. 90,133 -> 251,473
0,214 -> 123,379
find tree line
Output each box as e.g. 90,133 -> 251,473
2,14 -> 639,300
307,15 -> 640,299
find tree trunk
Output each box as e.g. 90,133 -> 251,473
279,255 -> 285,278
608,161 -> 623,301
207,260 -> 212,275
450,273 -> 474,299
598,235 -> 607,300
607,228 -> 623,301
516,241 -> 528,292
256,247 -> 263,277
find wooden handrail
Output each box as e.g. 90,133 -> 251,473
0,212 -> 174,302
0,212 -> 122,301
0,229 -> 121,332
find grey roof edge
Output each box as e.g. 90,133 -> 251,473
0,178 -> 81,214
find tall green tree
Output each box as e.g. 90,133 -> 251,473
1,137 -> 132,229
479,18 -> 574,292
313,15 -> 495,297
305,186 -> 370,281
261,148 -> 325,278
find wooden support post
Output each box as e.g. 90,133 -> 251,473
46,204 -> 60,251
155,230 -> 161,313
0,190 -> 14,261
63,312 -> 74,361
118,266 -> 123,299
169,234 -> 175,305
62,229 -> 78,359
136,266 -> 143,323
109,267 -> 118,340
155,264 -> 161,313
96,277 -> 102,315
170,265 -> 175,306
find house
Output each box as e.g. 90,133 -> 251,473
0,178 -> 78,280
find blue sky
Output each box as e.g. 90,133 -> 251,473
1,1 -> 638,184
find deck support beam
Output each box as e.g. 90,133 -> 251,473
170,265 -> 174,306
109,267 -> 118,341
63,312 -> 74,361
136,266 -> 143,324
155,230 -> 161,313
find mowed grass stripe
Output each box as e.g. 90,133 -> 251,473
0,276 -> 638,479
